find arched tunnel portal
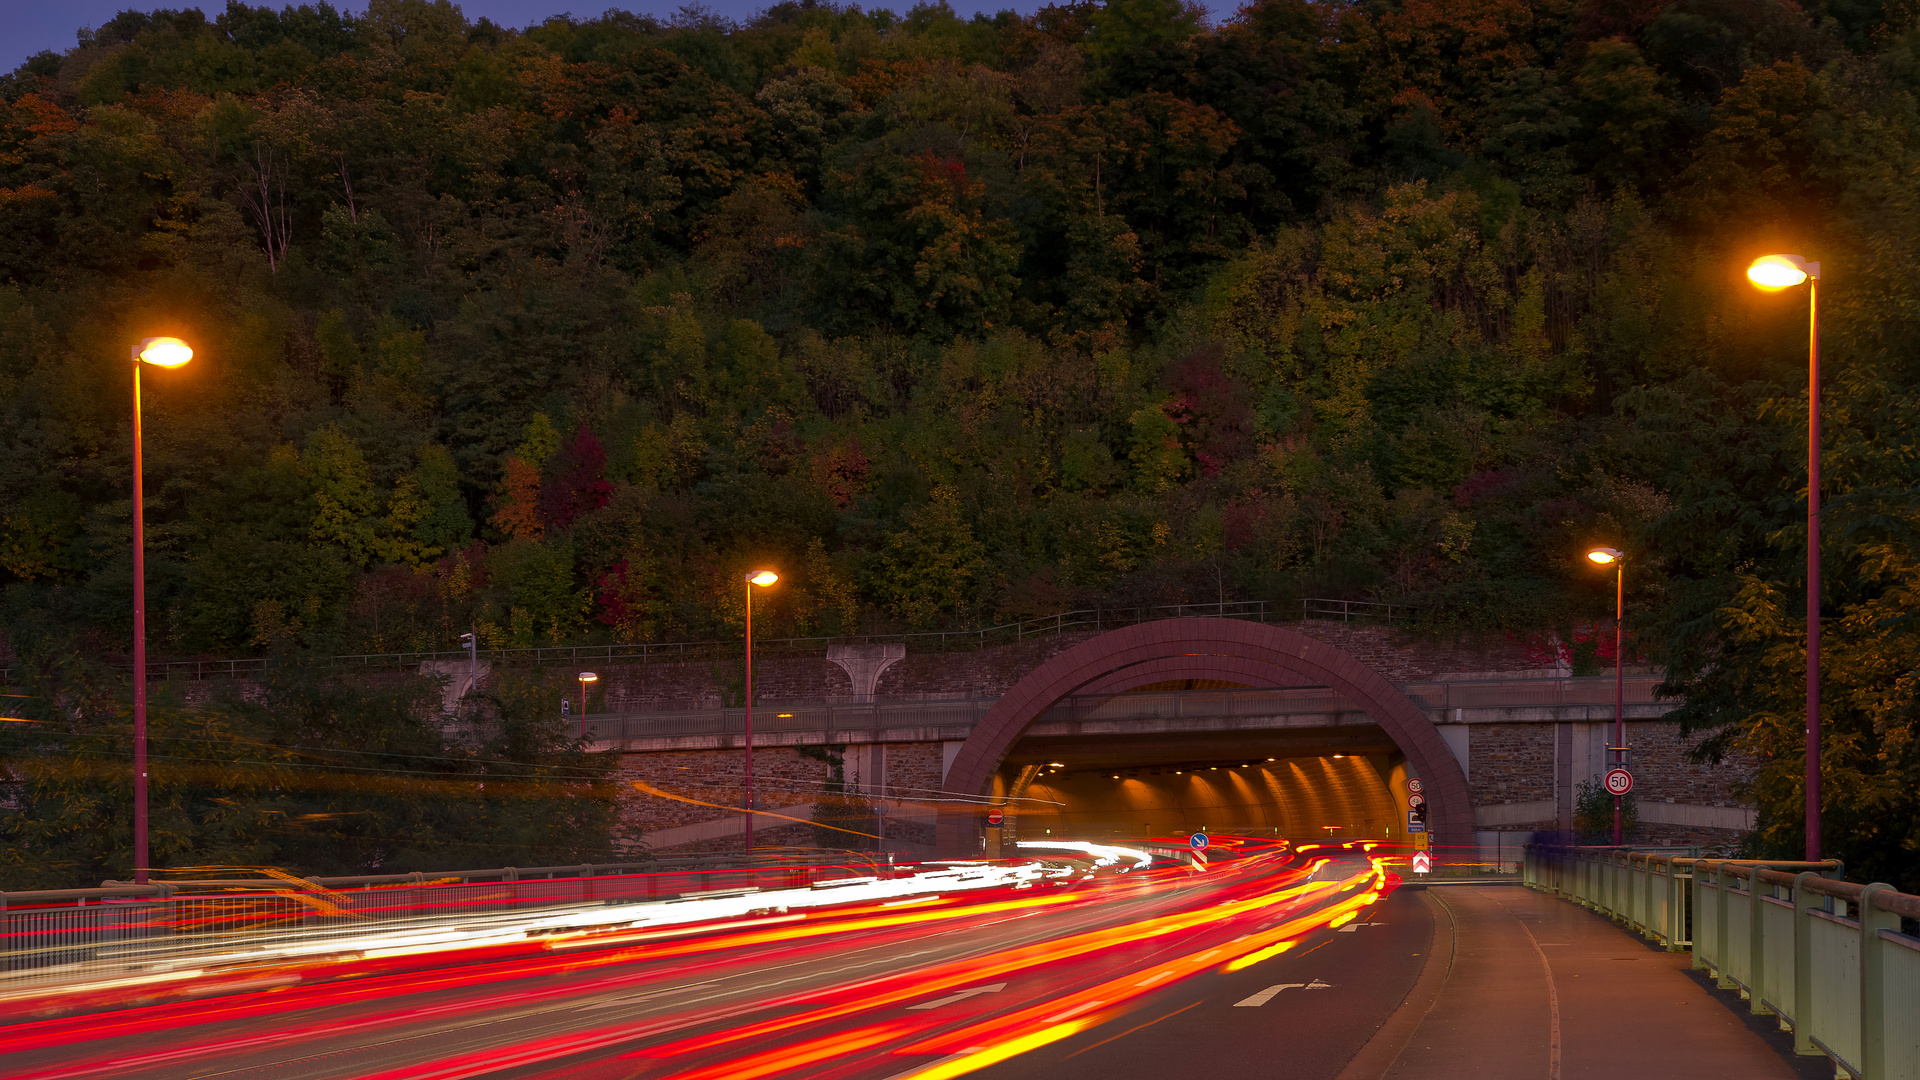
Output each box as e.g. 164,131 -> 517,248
934,619 -> 1471,858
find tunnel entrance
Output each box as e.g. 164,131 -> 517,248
934,618 -> 1470,858
996,725 -> 1406,844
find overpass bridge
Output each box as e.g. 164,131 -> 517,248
585,620 -> 1751,864
584,674 -> 1676,749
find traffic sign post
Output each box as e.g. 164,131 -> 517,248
1407,778 -> 1423,793
1411,850 -> 1431,874
1414,832 -> 1429,851
1407,793 -> 1425,808
985,809 -> 1004,827
1189,831 -> 1209,872
1604,768 -> 1634,796
1406,810 -> 1425,834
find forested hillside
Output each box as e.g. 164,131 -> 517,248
2,0 -> 1919,883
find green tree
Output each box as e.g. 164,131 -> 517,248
874,486 -> 987,627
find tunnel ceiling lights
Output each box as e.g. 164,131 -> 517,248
1032,754 -> 1352,777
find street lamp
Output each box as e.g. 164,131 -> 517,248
1746,253 -> 1823,861
743,570 -> 778,854
131,336 -> 192,885
577,672 -> 597,739
1587,546 -> 1626,845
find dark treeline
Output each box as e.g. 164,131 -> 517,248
2,0 -> 1918,887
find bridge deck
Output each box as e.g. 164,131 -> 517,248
582,675 -> 1675,749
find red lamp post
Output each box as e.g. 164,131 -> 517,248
130,336 -> 193,885
742,570 -> 778,854
1747,253 -> 1823,861
1587,547 -> 1626,845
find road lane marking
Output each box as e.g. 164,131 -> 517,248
1133,970 -> 1176,988
1336,921 -> 1388,932
908,984 -> 1007,1010
1233,979 -> 1330,1006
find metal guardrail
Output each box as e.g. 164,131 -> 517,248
584,675 -> 1673,742
1301,598 -> 1412,623
0,853 -> 889,990
7,598 -> 1423,683
1525,846 -> 1920,1080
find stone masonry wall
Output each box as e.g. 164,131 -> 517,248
613,747 -> 834,834
613,742 -> 950,852
1466,718 -> 1757,846
884,743 -> 945,798
1470,724 -> 1556,807
1290,622 -> 1540,682
1627,720 -> 1754,807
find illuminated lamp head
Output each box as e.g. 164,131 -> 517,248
136,337 -> 193,367
1746,254 -> 1818,291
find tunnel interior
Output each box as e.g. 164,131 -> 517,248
988,680 -> 1409,846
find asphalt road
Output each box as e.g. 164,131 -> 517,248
2,852 -> 1422,1080
973,885 -> 1430,1080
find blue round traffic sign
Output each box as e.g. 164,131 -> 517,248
1190,832 -> 1210,850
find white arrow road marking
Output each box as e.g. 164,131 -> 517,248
1337,922 -> 1389,932
907,983 -> 1008,1010
1233,980 -> 1331,1006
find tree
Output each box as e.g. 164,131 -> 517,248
874,486 -> 987,627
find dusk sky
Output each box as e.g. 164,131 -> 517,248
1,0 -> 1077,75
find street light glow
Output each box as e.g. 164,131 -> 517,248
578,672 -> 597,683
1587,547 -> 1622,564
749,570 -> 778,586
1746,254 -> 1816,291
137,336 -> 193,367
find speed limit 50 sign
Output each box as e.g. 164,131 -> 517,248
1604,768 -> 1634,796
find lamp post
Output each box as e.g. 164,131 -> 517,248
1587,547 -> 1626,845
742,570 -> 778,854
1746,253 -> 1822,861
130,336 -> 193,885
577,672 -> 597,739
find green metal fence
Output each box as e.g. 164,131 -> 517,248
1525,846 -> 1920,1079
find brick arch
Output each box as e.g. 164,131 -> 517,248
936,618 -> 1470,857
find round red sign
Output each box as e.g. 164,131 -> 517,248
986,809 -> 1004,826
1604,768 -> 1634,796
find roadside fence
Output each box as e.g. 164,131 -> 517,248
1525,845 -> 1920,1080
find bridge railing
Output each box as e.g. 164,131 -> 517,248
585,675 -> 1673,742
1525,845 -> 1920,1080
0,852 -> 890,992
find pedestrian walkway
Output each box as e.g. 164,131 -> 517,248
1342,885 -> 1810,1080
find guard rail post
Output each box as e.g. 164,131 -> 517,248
1728,860 -> 1743,991
1792,870 -> 1819,1054
1749,865 -> 1770,1013
1668,857 -> 1690,952
1858,883 -> 1898,1079
1690,859 -> 1713,971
